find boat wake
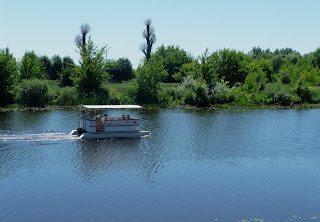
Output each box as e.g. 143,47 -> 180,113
0,132 -> 78,142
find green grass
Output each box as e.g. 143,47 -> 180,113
103,81 -> 130,95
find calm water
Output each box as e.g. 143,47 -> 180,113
1,109 -> 320,222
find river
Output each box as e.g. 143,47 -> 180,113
0,109 -> 320,221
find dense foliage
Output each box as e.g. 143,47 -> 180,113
1,22 -> 320,108
0,48 -> 18,105
15,79 -> 49,107
153,45 -> 193,83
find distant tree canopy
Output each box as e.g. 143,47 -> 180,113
39,55 -> 52,79
153,45 -> 193,83
51,55 -> 63,80
60,56 -> 75,86
107,58 -> 134,82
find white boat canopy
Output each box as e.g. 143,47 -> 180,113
79,105 -> 142,110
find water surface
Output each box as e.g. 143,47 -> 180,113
1,109 -> 320,221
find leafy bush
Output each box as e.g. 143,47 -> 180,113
296,80 -> 313,103
265,83 -> 293,105
56,87 -> 77,105
210,80 -> 232,104
179,75 -> 209,106
274,91 -> 293,105
16,79 -> 49,107
183,89 -> 196,105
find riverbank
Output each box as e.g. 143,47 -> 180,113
3,81 -> 320,111
2,102 -> 320,112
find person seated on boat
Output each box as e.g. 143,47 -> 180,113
127,115 -> 131,120
82,110 -> 89,120
122,114 -> 126,120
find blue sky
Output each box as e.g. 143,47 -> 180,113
1,0 -> 319,68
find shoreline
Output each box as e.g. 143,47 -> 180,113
2,103 -> 320,112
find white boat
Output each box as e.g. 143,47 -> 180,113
70,105 -> 151,139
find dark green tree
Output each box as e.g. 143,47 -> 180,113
60,56 -> 75,86
39,55 -> 52,79
154,44 -> 193,83
108,58 -> 134,82
51,55 -> 63,80
0,48 -> 18,105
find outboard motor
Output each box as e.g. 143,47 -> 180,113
77,127 -> 87,136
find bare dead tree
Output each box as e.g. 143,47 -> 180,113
140,18 -> 156,63
75,23 -> 91,48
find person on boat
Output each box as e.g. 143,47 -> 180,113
101,114 -> 107,125
82,110 -> 89,120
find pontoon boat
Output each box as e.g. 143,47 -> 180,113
70,105 -> 150,139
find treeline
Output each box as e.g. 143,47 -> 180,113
0,47 -> 135,107
1,21 -> 320,108
132,45 -> 320,107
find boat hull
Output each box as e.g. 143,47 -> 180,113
70,130 -> 150,139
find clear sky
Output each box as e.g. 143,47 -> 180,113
1,0 -> 319,68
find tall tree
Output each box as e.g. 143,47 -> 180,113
73,38 -> 108,95
140,19 -> 156,63
131,54 -> 167,104
75,23 -> 91,48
